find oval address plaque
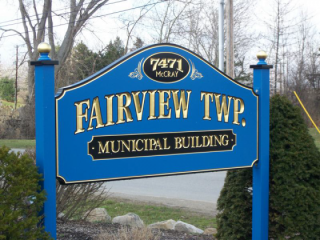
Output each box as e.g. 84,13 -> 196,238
143,52 -> 190,83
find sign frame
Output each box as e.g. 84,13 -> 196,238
54,43 -> 259,184
32,43 -> 271,240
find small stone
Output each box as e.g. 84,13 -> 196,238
57,212 -> 65,219
85,208 -> 111,223
203,228 -> 217,235
112,213 -> 144,228
148,219 -> 176,230
174,220 -> 203,234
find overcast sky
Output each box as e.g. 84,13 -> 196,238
0,0 -> 319,69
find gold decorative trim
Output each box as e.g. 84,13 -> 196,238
128,58 -> 144,80
189,59 -> 203,80
55,43 -> 259,183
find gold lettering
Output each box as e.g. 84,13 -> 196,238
144,139 -> 149,151
111,140 -> 120,153
116,92 -> 133,124
156,71 -> 163,77
158,90 -> 171,119
233,98 -> 245,125
136,139 -> 144,152
155,138 -> 163,150
209,135 -> 215,146
175,137 -> 182,149
191,136 -> 195,148
214,135 -> 222,146
149,138 -> 157,151
121,140 -> 131,152
98,141 -> 110,154
168,58 -> 177,68
150,58 -> 160,71
88,97 -> 104,131
132,91 -> 147,121
148,90 -> 157,120
163,138 -> 171,150
201,92 -> 214,120
130,140 -> 136,152
195,136 -> 203,148
182,137 -> 190,148
214,94 -> 232,122
222,134 -> 229,146
202,136 -> 210,147
74,99 -> 90,134
158,58 -> 168,68
105,95 -> 115,126
176,59 -> 183,72
172,90 -> 191,118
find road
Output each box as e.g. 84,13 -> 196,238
12,148 -> 226,215
105,171 -> 226,216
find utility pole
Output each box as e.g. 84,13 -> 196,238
280,61 -> 282,94
15,46 -> 18,110
219,0 -> 225,72
226,0 -> 234,78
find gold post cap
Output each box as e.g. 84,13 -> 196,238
38,42 -> 51,53
257,50 -> 267,60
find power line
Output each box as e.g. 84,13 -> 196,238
1,1 -> 162,39
0,0 -> 95,25
0,0 -> 127,28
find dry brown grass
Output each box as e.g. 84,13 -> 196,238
97,226 -> 160,240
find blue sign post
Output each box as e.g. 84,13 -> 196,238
32,43 -> 271,239
251,52 -> 272,240
31,43 -> 58,239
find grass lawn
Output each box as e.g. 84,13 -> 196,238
102,199 -> 216,229
0,139 -> 35,148
309,128 -> 320,150
1,100 -> 25,108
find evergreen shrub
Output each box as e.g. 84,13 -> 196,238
0,146 -> 50,239
216,95 -> 320,239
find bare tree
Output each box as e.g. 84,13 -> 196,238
184,0 -> 219,65
143,0 -> 193,44
262,0 -> 294,94
119,1 -> 155,55
0,0 -> 110,100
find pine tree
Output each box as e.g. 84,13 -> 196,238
216,95 -> 320,239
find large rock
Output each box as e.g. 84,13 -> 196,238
112,213 -> 144,228
174,220 -> 203,234
203,228 -> 217,235
85,208 -> 111,223
148,219 -> 177,230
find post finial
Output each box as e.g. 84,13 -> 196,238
30,42 -> 59,65
257,51 -> 267,61
38,42 -> 51,54
36,42 -> 52,61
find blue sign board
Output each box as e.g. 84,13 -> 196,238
55,44 -> 259,184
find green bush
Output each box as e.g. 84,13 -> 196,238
25,148 -> 109,221
0,146 -> 50,239
216,95 -> 320,239
0,77 -> 15,102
